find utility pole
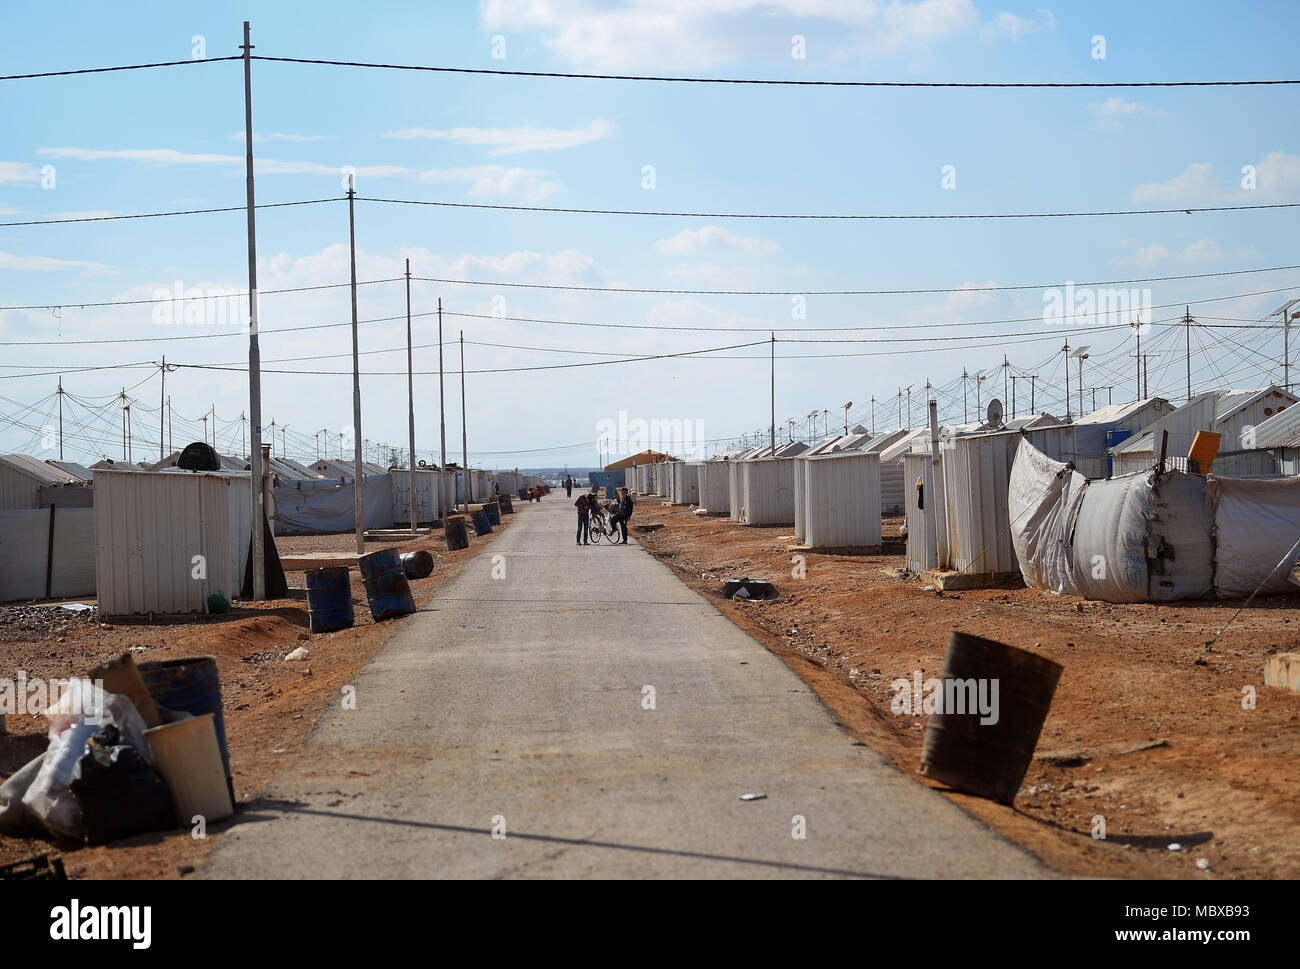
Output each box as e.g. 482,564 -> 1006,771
1063,339 -> 1072,421
438,298 -> 447,523
1133,314 -> 1143,402
347,172 -> 364,555
460,331 -> 468,510
1002,355 -> 1009,408
405,259 -> 417,534
158,357 -> 165,460
1009,376 -> 1020,420
869,396 -> 876,437
57,376 -> 64,460
242,19 -> 266,600
896,390 -> 902,429
1183,305 -> 1193,403
770,332 -> 775,453
168,397 -> 174,455
1030,375 -> 1037,414
842,400 -> 853,435
975,374 -> 985,417
905,387 -> 912,429
961,369 -> 969,424
280,424 -> 289,460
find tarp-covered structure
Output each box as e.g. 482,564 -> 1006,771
1010,437 -> 1300,602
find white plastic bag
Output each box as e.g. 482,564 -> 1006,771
21,678 -> 151,840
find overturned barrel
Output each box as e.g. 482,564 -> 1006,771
305,566 -> 354,633
357,548 -> 416,621
444,514 -> 469,550
471,508 -> 492,534
401,549 -> 435,579
483,498 -> 501,526
138,656 -> 231,785
919,632 -> 1063,804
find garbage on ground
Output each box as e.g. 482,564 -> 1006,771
5,654 -> 235,846
738,793 -> 768,801
0,853 -> 67,880
207,590 -> 232,614
723,577 -> 775,600
285,646 -> 309,662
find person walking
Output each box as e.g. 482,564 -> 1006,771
564,475 -> 573,498
574,491 -> 591,545
610,487 -> 634,544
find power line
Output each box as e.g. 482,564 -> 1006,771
249,55 -> 1300,89
0,197 -> 339,228
0,56 -> 241,81
0,276 -> 402,312
365,195 -> 1300,221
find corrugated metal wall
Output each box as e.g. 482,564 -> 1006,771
698,462 -> 730,513
94,470 -> 252,616
880,460 -> 906,516
793,457 -> 806,542
0,507 -> 97,601
803,452 -> 882,549
903,452 -> 937,572
741,458 -> 795,525
728,462 -> 743,521
0,462 -> 43,510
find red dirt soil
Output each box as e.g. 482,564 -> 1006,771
0,509 -> 516,879
632,501 -> 1300,880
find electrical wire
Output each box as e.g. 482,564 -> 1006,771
0,198 -> 339,228
0,56 -> 242,81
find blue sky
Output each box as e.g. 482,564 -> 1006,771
2,0 -> 1298,468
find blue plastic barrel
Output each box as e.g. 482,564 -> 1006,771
485,500 -> 501,526
357,548 -> 416,621
472,509 -> 492,534
138,656 -> 231,782
518,488 -> 528,500
305,566 -> 354,633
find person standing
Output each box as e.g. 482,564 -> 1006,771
564,475 -> 573,498
575,491 -> 591,545
610,487 -> 634,544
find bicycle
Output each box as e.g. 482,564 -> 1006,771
587,510 -> 618,544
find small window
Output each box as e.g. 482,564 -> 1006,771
1264,407 -> 1274,417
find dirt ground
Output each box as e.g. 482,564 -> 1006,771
0,505 -> 517,879
631,501 -> 1300,881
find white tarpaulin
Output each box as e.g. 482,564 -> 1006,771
1010,437 -> 1299,602
272,474 -> 395,535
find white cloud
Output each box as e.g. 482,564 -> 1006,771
48,211 -> 119,221
0,249 -> 115,273
653,225 -> 781,254
481,0 -> 979,70
417,165 -> 563,201
1130,238 -> 1235,266
1131,161 -> 1219,204
0,161 -> 43,185
34,147 -> 565,200
386,119 -> 614,156
1087,96 -> 1163,129
980,8 -> 1055,40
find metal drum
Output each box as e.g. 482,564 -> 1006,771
471,509 -> 492,534
357,548 -> 416,621
305,566 -> 354,633
138,656 -> 231,783
484,499 -> 501,526
920,632 -> 1063,804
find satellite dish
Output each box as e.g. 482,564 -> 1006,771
987,398 -> 1004,427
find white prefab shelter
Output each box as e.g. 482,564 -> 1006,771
0,506 -> 96,602
793,457 -> 807,542
864,429 -> 912,516
93,470 -> 254,616
739,457 -> 796,525
391,468 -> 444,524
0,454 -> 88,510
940,426 -> 1079,576
800,451 -> 882,549
671,461 -> 701,504
903,452 -> 939,572
728,460 -> 744,521
698,461 -> 730,514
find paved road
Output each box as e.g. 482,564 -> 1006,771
204,495 -> 1052,879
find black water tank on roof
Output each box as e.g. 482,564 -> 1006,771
177,441 -> 221,472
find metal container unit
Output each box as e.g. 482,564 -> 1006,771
698,461 -> 730,514
792,456 -> 807,543
903,452 -> 938,572
0,453 -> 86,511
727,460 -> 745,521
390,468 -> 442,525
740,457 -> 796,526
940,426 -> 1078,576
93,470 -> 253,616
671,461 -> 700,504
802,451 -> 882,549
862,429 -> 911,516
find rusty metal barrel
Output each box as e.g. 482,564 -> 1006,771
400,549 -> 435,579
919,631 -> 1063,804
444,514 -> 469,550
